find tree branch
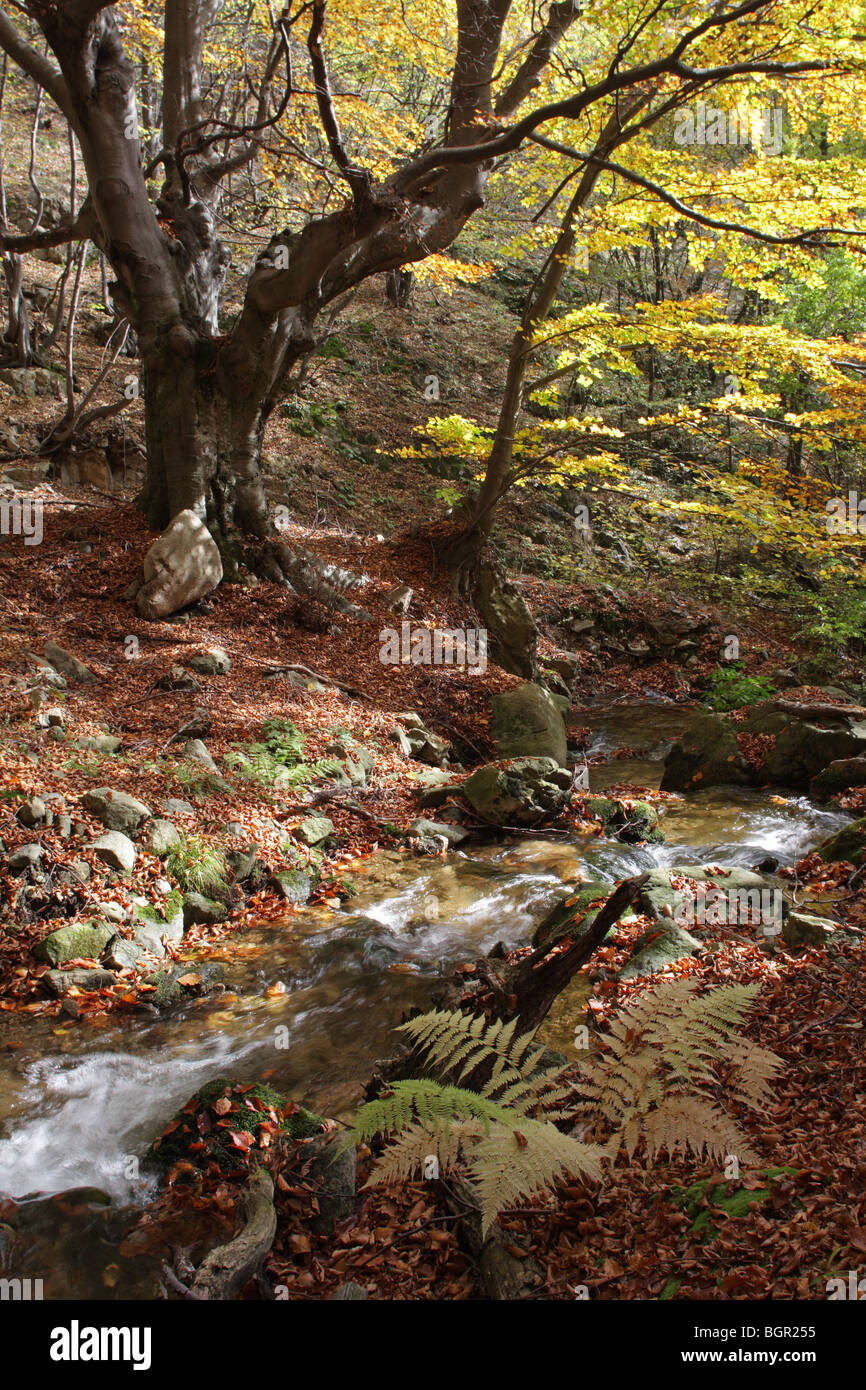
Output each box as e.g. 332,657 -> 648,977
0,8 -> 71,118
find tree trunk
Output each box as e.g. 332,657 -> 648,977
2,251 -> 36,364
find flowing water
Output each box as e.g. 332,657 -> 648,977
0,702 -> 851,1295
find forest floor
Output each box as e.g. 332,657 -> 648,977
2,253 -> 865,1301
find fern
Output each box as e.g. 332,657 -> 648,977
572,979 -> 782,1163
350,978 -> 781,1237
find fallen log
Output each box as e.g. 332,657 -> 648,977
773,699 -> 866,722
190,1168 -> 277,1300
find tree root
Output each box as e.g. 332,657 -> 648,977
189,1167 -> 277,1301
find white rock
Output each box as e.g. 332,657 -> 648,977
136,509 -> 223,620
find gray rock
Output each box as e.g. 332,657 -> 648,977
461,757 -> 572,827
90,831 -> 136,872
43,640 -> 98,685
660,712 -> 752,792
188,648 -> 231,675
34,921 -> 115,966
17,796 -> 46,827
55,815 -> 72,839
183,739 -> 219,772
161,798 -> 196,817
269,869 -> 312,905
476,558 -> 539,679
408,818 -> 468,847
182,893 -> 229,926
137,509 -> 223,620
6,843 -> 43,872
144,818 -> 181,856
295,816 -> 334,847
74,736 -> 122,753
783,911 -> 837,947
96,901 -> 127,923
42,967 -> 117,996
618,923 -> 703,980
490,683 -> 567,765
81,787 -> 152,836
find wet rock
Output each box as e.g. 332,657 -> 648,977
188,647 -> 231,675
660,711 -> 751,792
182,892 -> 229,926
34,921 -> 115,966
461,757 -> 572,827
810,757 -> 866,801
269,869 -> 313,905
764,719 -> 866,785
136,509 -> 223,621
90,831 -> 136,872
146,961 -> 226,1011
490,683 -> 567,765
584,796 -> 663,844
43,640 -> 98,685
81,787 -> 152,836
408,818 -> 468,847
42,967 -> 118,996
816,817 -> 866,868
144,818 -> 181,856
531,883 -> 611,950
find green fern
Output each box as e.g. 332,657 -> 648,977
350,979 -> 781,1236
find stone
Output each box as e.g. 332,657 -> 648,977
637,865 -> 770,926
461,757 -> 572,827
490,683 -> 567,766
810,757 -> 866,801
96,901 -> 127,923
161,798 -> 196,817
0,365 -> 63,398
43,640 -> 98,685
816,818 -> 866,868
74,735 -> 122,753
34,921 -> 115,966
306,1132 -> 358,1235
531,884 -> 612,950
90,831 -> 136,872
408,818 -> 468,847
269,869 -> 313,905
55,815 -> 72,839
17,796 -> 46,827
158,664 -> 200,692
618,923 -> 703,980
584,796 -> 664,844
295,816 -> 334,847
782,912 -> 837,947
476,558 -> 539,679
182,892 -> 229,926
42,967 -> 117,996
764,719 -> 866,785
81,787 -> 152,836
660,712 -> 752,792
382,583 -> 413,613
136,509 -> 223,621
6,843 -> 43,872
188,647 -> 231,675
183,739 -> 219,772
144,818 -> 181,856
224,820 -> 244,836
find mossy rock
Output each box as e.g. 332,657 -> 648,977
146,1077 -> 324,1174
584,796 -> 664,844
34,921 -> 115,966
531,883 -> 612,950
810,757 -> 866,801
670,1167 -> 798,1242
816,817 -> 866,868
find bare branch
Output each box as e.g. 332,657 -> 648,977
0,7 -> 70,118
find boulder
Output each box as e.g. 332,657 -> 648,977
81,787 -> 152,836
763,720 -> 866,785
490,683 -> 567,766
6,843 -> 44,872
660,712 -> 751,791
295,816 -> 334,847
816,817 -> 866,868
637,865 -> 770,926
90,831 -> 136,872
188,648 -> 231,675
531,883 -> 612,950
182,893 -> 229,926
136,509 -> 223,620
461,757 -> 572,827
269,869 -> 313,905
42,967 -> 117,996
144,818 -> 181,856
17,796 -> 46,827
408,818 -> 469,847
783,911 -> 837,947
584,796 -> 663,844
43,640 -> 97,685
618,922 -> 703,980
183,738 -> 219,772
810,757 -> 866,801
476,559 -> 539,680
34,921 -> 115,966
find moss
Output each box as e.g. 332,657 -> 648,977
670,1167 -> 798,1241
146,1077 -> 323,1174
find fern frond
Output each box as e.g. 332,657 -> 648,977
471,1120 -> 607,1237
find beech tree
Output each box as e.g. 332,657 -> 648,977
0,0 -> 845,587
